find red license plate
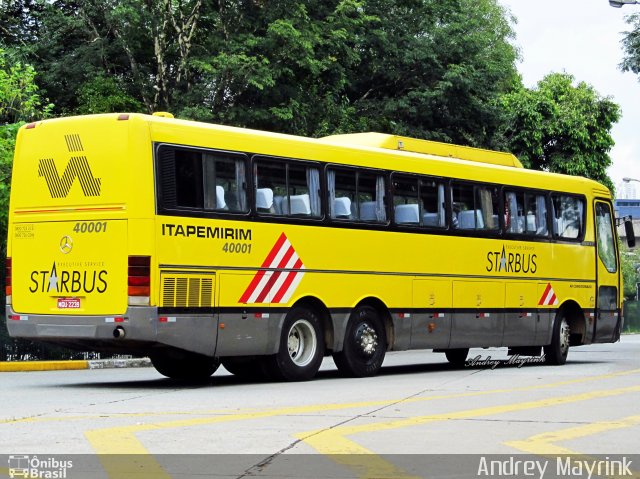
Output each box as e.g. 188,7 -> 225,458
57,297 -> 81,309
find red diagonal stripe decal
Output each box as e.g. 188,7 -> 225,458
272,258 -> 304,303
238,232 -> 289,304
254,245 -> 296,303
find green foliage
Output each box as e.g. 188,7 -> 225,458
621,246 -> 640,301
346,0 -> 520,147
76,75 -> 144,114
501,73 -> 620,192
0,122 -> 21,246
621,13 -> 640,78
0,0 -> 520,143
0,48 -> 52,123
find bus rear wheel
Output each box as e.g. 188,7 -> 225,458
266,306 -> 324,381
150,351 -> 220,380
544,313 -> 570,365
333,305 -> 386,377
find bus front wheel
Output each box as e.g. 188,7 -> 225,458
333,305 -> 387,377
444,348 -> 469,367
544,313 -> 570,365
266,306 -> 324,381
150,351 -> 220,380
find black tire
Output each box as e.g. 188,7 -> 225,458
333,305 -> 387,378
544,313 -> 570,365
221,356 -> 267,380
444,348 -> 469,367
265,306 -> 324,381
150,351 -> 220,380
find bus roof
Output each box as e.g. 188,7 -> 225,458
320,132 -> 524,169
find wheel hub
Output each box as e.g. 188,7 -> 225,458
287,319 -> 317,367
357,324 -> 378,356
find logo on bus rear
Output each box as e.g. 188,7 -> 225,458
37,134 -> 101,198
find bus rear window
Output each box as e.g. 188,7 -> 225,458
157,145 -> 248,213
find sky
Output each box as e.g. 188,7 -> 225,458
498,0 -> 640,198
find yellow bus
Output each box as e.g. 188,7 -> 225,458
5,113 -> 633,381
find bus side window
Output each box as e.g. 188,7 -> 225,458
552,194 -> 584,239
525,192 -> 548,236
203,154 -> 248,212
421,180 -> 446,228
504,190 -> 524,234
393,174 -> 419,225
476,186 -> 499,231
357,172 -> 386,222
328,168 -> 356,220
255,158 -> 321,217
451,182 -> 475,229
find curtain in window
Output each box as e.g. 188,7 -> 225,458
327,170 -> 336,218
506,192 -> 519,233
375,175 -> 386,222
535,195 -> 547,234
306,167 -> 321,217
576,199 -> 584,232
478,188 -> 494,229
235,160 -> 246,212
437,184 -> 446,227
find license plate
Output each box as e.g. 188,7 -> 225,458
57,297 -> 81,309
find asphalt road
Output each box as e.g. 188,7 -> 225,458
1,336 -> 639,479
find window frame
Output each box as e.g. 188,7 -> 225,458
325,164 -> 390,225
154,142 -> 250,218
550,192 -> 587,242
252,155 -> 324,220
390,172 -> 448,230
502,187 -> 552,240
449,179 -> 502,236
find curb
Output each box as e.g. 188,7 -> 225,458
0,358 -> 152,372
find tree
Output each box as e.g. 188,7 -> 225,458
0,48 -> 52,124
501,73 -> 620,192
344,0 -> 520,147
621,246 -> 640,301
0,48 -> 53,361
621,13 -> 640,78
0,0 -> 520,144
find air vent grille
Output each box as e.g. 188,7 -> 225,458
161,274 -> 214,307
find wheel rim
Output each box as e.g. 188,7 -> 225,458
559,318 -> 570,356
355,322 -> 378,357
287,319 -> 317,367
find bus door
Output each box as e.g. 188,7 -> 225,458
593,201 -> 621,343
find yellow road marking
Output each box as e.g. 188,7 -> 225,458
78,368 -> 640,479
297,385 -> 640,478
85,368 -> 640,454
506,414 -> 640,455
505,416 -> 640,479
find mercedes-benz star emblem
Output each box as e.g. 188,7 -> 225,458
60,235 -> 73,254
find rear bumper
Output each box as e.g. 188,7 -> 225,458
5,306 -> 218,357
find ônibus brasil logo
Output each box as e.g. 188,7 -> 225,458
8,455 -> 73,478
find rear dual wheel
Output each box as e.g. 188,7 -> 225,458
333,305 -> 387,377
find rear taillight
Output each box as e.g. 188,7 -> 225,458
128,256 -> 150,306
5,257 -> 11,303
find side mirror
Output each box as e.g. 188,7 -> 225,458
625,219 -> 636,248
